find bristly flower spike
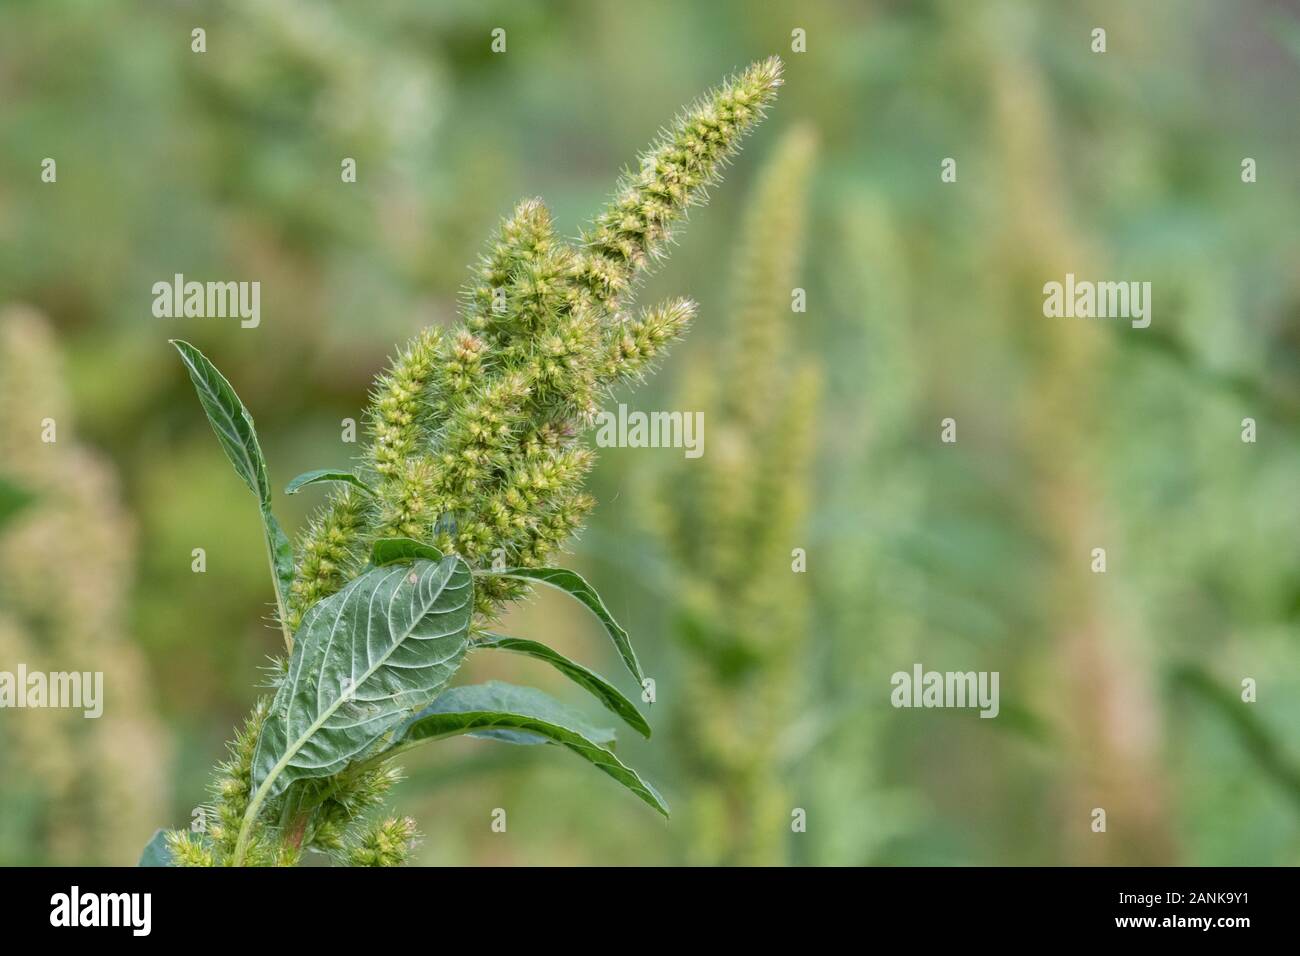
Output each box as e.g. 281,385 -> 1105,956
169,57 -> 784,866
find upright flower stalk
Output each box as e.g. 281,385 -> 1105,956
157,58 -> 785,866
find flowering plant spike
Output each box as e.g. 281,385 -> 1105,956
652,124 -> 820,865
146,57 -> 784,866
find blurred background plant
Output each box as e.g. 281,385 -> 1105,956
0,306 -> 169,865
0,0 -> 1296,865
644,124 -> 821,865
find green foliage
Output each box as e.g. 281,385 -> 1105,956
137,830 -> 172,867
0,476 -> 34,531
370,536 -> 447,566
171,339 -> 294,646
483,565 -> 645,684
284,469 -> 376,498
477,634 -> 651,739
1171,664 -> 1300,809
393,682 -> 668,816
250,557 -> 473,791
152,58 -> 781,865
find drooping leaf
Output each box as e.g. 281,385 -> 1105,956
170,340 -> 294,630
482,566 -> 643,684
477,633 -> 650,738
390,681 -> 668,816
285,468 -> 375,497
250,554 -> 474,802
468,720 -> 615,746
138,829 -> 173,867
371,537 -> 443,566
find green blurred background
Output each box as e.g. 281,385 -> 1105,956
1,0 -> 1298,865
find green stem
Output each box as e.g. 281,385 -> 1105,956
262,523 -> 293,652
233,781 -> 270,866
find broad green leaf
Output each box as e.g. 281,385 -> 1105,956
391,681 -> 668,816
478,633 -> 650,738
0,476 -> 34,530
285,468 -> 375,497
171,340 -> 294,631
483,566 -> 643,684
138,829 -> 173,867
250,554 -> 474,803
371,537 -> 443,566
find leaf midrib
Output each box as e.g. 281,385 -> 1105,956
190,351 -> 266,501
264,562 -> 464,795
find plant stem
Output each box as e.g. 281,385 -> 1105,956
232,784 -> 268,866
263,525 -> 293,651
